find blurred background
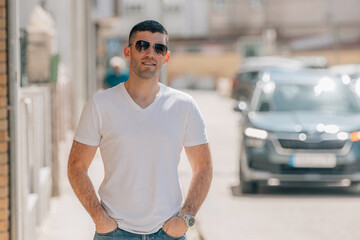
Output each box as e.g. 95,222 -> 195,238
4,0 -> 360,240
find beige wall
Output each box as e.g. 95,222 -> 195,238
292,48 -> 360,66
167,52 -> 241,84
168,48 -> 360,85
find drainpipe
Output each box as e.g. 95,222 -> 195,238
8,0 -> 21,239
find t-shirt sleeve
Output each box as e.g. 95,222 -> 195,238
74,97 -> 101,146
183,97 -> 208,147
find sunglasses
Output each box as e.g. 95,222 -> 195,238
129,40 -> 168,56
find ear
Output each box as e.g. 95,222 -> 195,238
163,51 -> 171,65
124,46 -> 131,60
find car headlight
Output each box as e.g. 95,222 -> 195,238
245,127 -> 268,140
244,127 -> 268,147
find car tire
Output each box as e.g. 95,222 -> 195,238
239,144 -> 258,194
240,167 -> 258,194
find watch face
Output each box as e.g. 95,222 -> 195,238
188,217 -> 195,227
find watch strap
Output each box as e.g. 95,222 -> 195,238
175,211 -> 195,227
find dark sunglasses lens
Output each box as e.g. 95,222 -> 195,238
135,40 -> 150,52
155,44 -> 168,56
134,40 -> 167,56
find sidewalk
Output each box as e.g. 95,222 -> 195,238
36,132 -> 203,240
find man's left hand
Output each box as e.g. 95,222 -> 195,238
163,216 -> 188,238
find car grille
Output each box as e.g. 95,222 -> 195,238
278,139 -> 346,150
250,159 -> 360,174
279,164 -> 360,174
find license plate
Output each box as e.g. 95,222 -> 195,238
289,153 -> 337,168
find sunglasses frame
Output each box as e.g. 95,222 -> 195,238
129,40 -> 168,56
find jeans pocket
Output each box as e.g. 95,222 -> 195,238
95,227 -> 119,236
160,228 -> 186,240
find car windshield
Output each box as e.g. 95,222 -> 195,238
238,71 -> 259,82
256,80 -> 360,114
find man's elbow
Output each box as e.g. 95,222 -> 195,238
67,160 -> 76,182
206,163 -> 213,183
195,161 -> 213,182
67,159 -> 86,181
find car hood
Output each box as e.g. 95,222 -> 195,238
248,111 -> 360,133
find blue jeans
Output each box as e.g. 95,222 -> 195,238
94,227 -> 187,240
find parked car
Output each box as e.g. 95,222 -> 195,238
292,56 -> 328,69
234,68 -> 360,193
231,56 -> 305,101
329,64 -> 360,77
329,64 -> 360,97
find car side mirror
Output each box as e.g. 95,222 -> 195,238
233,101 -> 248,113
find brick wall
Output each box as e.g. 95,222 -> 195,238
0,0 -> 9,239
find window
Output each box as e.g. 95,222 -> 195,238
125,4 -> 143,15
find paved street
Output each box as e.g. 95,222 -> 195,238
186,90 -> 360,240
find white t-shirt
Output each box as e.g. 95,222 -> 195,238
74,83 -> 208,234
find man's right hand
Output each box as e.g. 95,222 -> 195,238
95,214 -> 118,234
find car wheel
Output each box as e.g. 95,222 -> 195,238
239,167 -> 258,194
350,182 -> 360,194
239,145 -> 258,194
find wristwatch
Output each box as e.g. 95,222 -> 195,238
175,211 -> 195,227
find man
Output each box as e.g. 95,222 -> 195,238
68,20 -> 213,240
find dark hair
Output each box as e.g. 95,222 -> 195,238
128,20 -> 168,45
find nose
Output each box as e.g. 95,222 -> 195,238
144,45 -> 157,57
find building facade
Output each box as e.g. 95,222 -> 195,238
7,0 -> 94,239
210,0 -> 360,51
0,0 -> 9,239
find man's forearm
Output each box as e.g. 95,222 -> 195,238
181,163 -> 213,216
163,164 -> 212,237
68,166 -> 107,223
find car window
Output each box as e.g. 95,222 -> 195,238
256,82 -> 360,114
238,71 -> 259,82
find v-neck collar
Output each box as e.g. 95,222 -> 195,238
119,83 -> 164,112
